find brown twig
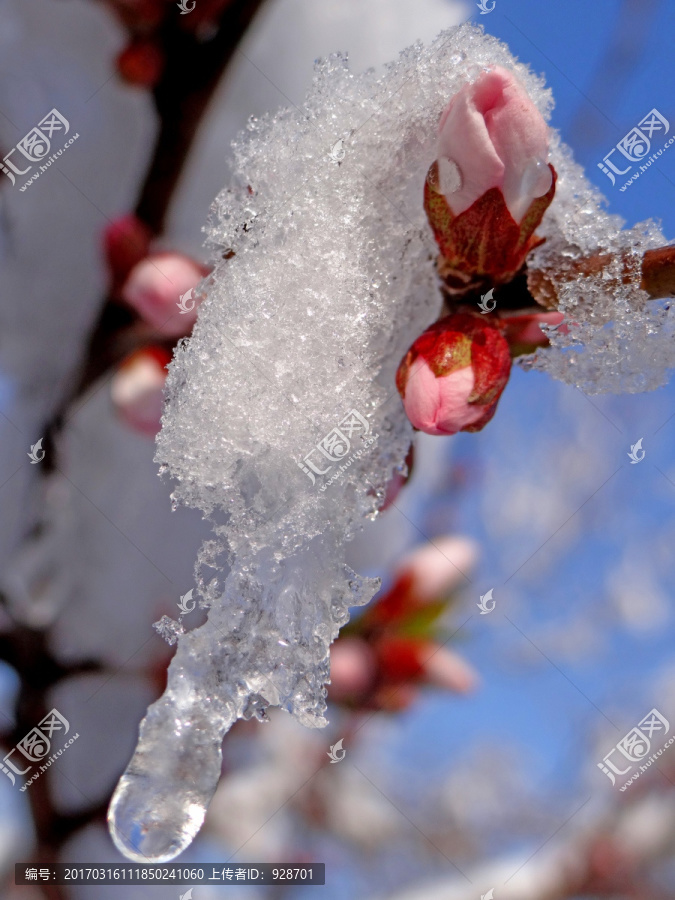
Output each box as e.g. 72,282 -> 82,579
49,0 -> 268,426
2,0 -> 269,889
527,244 -> 675,311
137,0 -> 268,233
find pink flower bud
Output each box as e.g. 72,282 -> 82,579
121,252 -> 207,338
396,313 -> 511,436
425,67 -> 556,287
438,66 -> 552,222
111,347 -> 170,436
375,638 -> 477,694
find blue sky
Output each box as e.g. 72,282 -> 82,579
482,0 -> 675,227
3,1 -> 675,893
359,0 -> 675,876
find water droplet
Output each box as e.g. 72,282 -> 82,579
109,786 -> 208,863
108,701 -> 226,862
520,158 -> 552,199
438,157 -> 463,195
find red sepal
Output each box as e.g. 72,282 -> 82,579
424,162 -> 557,283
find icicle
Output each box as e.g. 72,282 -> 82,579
109,23 -> 671,860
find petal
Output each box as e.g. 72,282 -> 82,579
400,358 -> 445,434
437,75 -> 506,215
435,366 -> 486,433
483,67 -> 551,221
422,646 -> 478,693
438,66 -> 551,223
395,536 -> 479,602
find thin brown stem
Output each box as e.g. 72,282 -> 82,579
5,0 -> 270,884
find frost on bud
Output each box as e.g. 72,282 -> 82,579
427,66 -> 557,292
396,312 -> 511,436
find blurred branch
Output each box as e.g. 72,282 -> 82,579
50,0 -> 268,424
2,0 -> 269,891
137,0 -> 268,232
384,764 -> 675,900
526,244 -> 675,314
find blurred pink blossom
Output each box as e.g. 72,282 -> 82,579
392,536 -> 478,604
116,37 -> 165,87
422,645 -> 477,693
110,346 -> 170,436
328,637 -> 377,702
121,252 -> 206,337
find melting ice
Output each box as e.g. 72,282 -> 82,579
108,23 -> 672,862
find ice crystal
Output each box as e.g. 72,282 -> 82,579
153,615 -> 185,646
109,23 -> 672,862
526,132 -> 672,394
